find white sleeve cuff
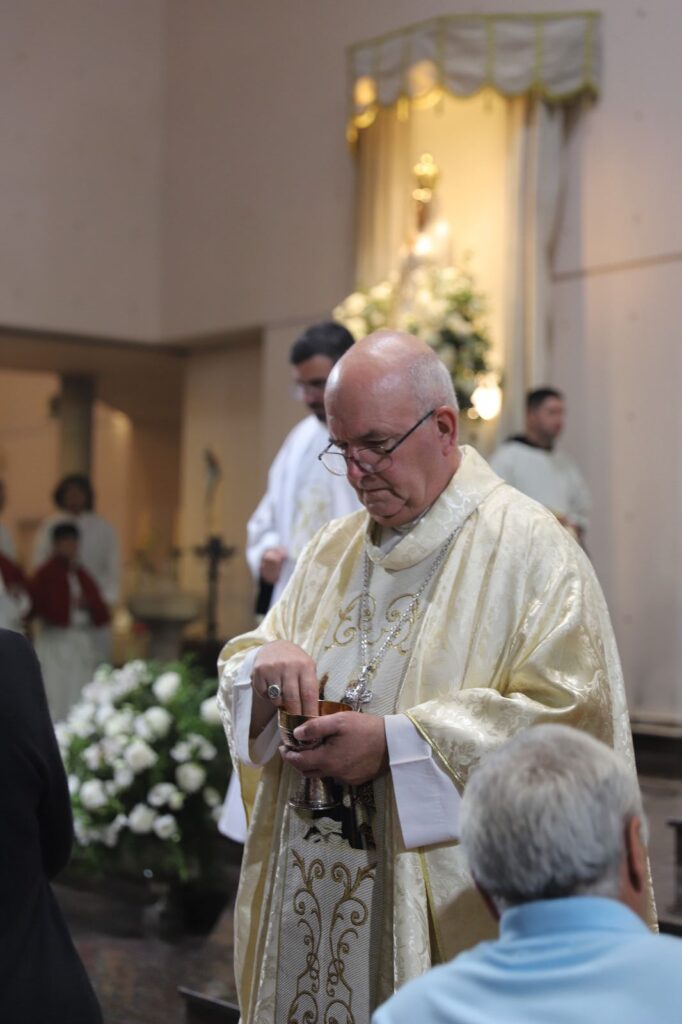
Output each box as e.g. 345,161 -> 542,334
232,649 -> 280,767
385,714 -> 461,849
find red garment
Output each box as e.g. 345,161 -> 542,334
0,552 -> 28,592
30,556 -> 110,628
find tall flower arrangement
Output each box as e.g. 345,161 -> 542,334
56,659 -> 229,883
333,263 -> 494,411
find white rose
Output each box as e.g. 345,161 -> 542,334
367,308 -> 388,330
153,814 -> 179,840
105,709 -> 134,737
176,762 -> 206,794
113,763 -> 134,790
343,291 -> 368,317
152,671 -> 181,704
369,281 -> 393,303
80,779 -> 108,810
128,803 -> 156,834
71,718 -> 97,739
197,740 -> 217,762
144,706 -> 173,738
101,736 -> 125,762
171,741 -> 192,763
94,702 -> 116,728
148,782 -> 178,808
102,813 -> 127,848
199,696 -> 222,726
69,701 -> 97,726
168,789 -> 184,810
133,716 -> 154,741
124,738 -> 158,774
82,744 -> 103,771
68,774 -> 80,796
203,787 -> 221,808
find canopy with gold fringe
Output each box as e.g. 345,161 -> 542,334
347,11 -> 601,142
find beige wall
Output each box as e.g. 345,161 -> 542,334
0,0 -> 164,339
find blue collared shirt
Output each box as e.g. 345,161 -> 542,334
373,897 -> 682,1024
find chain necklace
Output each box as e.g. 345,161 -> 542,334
343,527 -> 459,710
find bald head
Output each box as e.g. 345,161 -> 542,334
326,331 -> 458,417
323,331 -> 461,528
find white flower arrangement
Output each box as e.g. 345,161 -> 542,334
59,659 -> 230,883
333,263 -> 496,411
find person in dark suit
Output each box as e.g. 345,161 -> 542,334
0,628 -> 102,1023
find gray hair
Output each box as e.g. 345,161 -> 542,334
460,724 -> 646,911
409,352 -> 458,413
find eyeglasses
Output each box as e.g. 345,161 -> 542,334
318,409 -> 436,476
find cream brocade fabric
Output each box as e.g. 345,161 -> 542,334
218,446 -> 650,1024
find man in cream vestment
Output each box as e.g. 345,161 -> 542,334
218,333 -> 649,1024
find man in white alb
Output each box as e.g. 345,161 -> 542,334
246,321 -> 360,609
220,322 -> 361,841
489,387 -> 590,544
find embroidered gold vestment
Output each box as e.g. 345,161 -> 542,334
218,446 -> 646,1023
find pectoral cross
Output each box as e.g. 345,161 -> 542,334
343,668 -> 374,711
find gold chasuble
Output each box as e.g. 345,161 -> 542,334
218,446 -> 644,1024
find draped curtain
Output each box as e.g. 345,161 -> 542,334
349,13 -> 599,435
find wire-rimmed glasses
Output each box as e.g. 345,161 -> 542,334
317,409 -> 435,477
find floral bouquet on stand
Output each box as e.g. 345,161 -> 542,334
56,659 -> 229,887
333,262 -> 496,412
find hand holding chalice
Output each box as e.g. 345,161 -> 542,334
279,700 -> 352,810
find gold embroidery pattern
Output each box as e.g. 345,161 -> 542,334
286,854 -> 376,1024
326,593 -> 421,655
324,863 -> 375,1024
383,594 -> 422,655
288,851 -> 324,1024
325,594 -> 376,650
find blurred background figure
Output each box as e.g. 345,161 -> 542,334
32,473 -> 120,661
0,629 -> 102,1024
30,522 -> 110,722
489,387 -> 591,545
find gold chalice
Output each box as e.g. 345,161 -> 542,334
278,699 -> 352,811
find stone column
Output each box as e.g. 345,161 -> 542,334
59,374 -> 94,475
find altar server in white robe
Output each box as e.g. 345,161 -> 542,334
489,387 -> 591,544
246,321 -> 360,608
218,333 -> 652,1024
221,323 -> 361,842
32,474 -> 120,661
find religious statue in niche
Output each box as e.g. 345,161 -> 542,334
334,153 -> 501,418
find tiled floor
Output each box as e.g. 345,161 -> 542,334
58,774 -> 682,1024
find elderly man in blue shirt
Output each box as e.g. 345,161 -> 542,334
373,724 -> 680,1024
